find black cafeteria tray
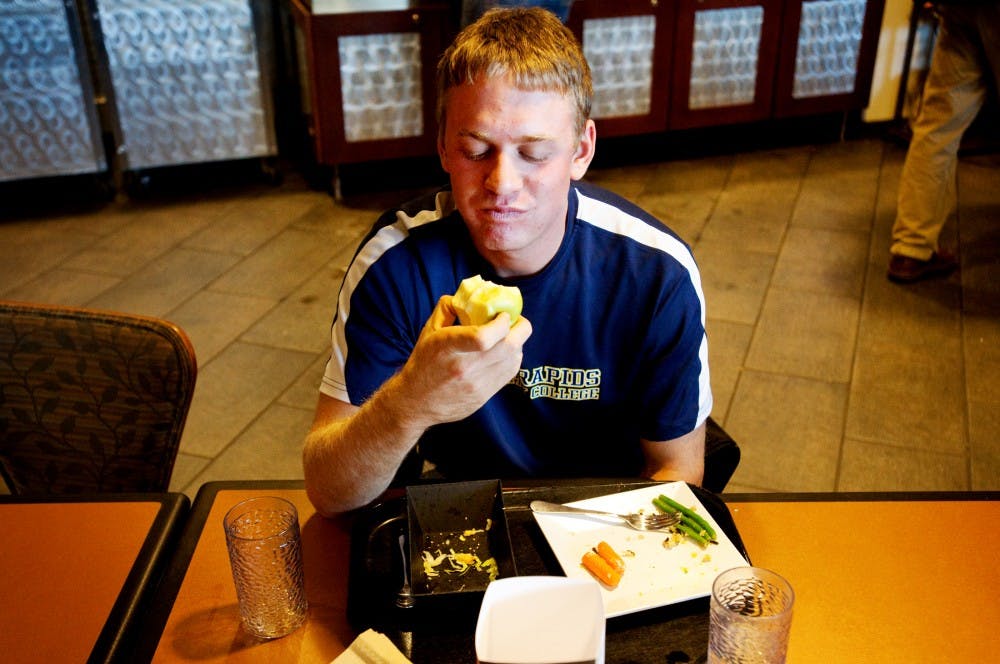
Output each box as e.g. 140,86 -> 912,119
347,479 -> 749,664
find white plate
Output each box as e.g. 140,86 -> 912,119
532,482 -> 749,618
475,576 -> 605,664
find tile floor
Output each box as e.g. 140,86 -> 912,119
2,134 -> 998,499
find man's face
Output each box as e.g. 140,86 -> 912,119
438,76 -> 596,277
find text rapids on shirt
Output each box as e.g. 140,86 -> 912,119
511,366 -> 602,401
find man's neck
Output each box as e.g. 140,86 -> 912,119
490,224 -> 568,279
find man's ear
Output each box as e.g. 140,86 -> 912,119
437,132 -> 450,174
571,119 -> 597,181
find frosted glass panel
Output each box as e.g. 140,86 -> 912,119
96,0 -> 275,170
339,32 -> 423,142
584,15 -> 655,119
792,0 -> 865,98
0,0 -> 105,180
689,7 -> 763,110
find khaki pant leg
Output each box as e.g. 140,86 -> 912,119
892,6 -> 989,260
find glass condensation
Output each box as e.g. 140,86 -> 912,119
792,0 -> 866,98
583,15 -> 656,119
689,7 -> 763,110
0,0 -> 105,181
95,0 -> 274,170
339,32 -> 423,142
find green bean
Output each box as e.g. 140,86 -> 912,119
651,495 -> 694,530
652,497 -> 710,545
676,522 -> 710,548
653,494 -> 717,541
652,496 -> 674,516
675,513 -> 714,542
675,513 -> 716,544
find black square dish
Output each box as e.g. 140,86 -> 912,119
406,479 -> 517,610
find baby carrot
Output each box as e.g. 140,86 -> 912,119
582,549 -> 622,588
596,540 -> 626,575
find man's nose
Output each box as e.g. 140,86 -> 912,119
484,151 -> 522,196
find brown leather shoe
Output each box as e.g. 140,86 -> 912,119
887,250 -> 958,283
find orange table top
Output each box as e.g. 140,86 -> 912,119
147,484 -> 1000,663
0,495 -> 187,663
727,497 -> 1000,663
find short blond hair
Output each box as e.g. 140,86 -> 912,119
436,7 -> 593,138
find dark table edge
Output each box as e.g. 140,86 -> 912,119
129,482 -> 1000,662
0,491 -> 190,664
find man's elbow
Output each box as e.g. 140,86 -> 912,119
304,482 -> 348,518
302,436 -> 350,517
303,464 -> 364,517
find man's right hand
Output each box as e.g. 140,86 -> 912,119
397,294 -> 532,428
303,294 -> 531,516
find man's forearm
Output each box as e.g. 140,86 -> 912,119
303,374 -> 429,516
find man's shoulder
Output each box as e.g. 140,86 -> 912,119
571,181 -> 691,255
348,186 -> 467,289
377,186 -> 456,229
358,187 -> 461,255
573,179 -> 643,212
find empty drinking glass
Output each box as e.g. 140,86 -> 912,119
223,496 -> 308,639
708,566 -> 794,664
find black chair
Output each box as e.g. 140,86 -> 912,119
0,301 -> 197,494
703,416 -> 741,493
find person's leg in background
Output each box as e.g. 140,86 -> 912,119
889,3 -> 1000,283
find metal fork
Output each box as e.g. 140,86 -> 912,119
395,534 -> 414,609
530,500 -> 681,531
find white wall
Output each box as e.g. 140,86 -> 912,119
864,0 -> 917,122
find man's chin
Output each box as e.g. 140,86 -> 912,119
470,232 -> 527,260
468,217 -> 523,246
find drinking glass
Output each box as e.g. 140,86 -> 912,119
223,496 -> 308,639
708,566 -> 794,664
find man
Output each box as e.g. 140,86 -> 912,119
888,0 -> 999,283
303,7 -> 712,516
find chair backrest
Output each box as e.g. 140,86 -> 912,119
703,416 -> 741,493
0,301 -> 197,495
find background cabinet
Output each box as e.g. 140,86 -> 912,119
287,0 -> 885,176
288,0 -> 451,169
773,0 -> 885,118
0,0 -> 107,183
670,0 -> 784,129
84,0 -> 278,181
566,0 -> 674,137
2,0 -> 279,189
669,0 -> 883,129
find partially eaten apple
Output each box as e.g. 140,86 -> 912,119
452,275 -> 523,326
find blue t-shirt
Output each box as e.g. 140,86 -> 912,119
321,180 -> 712,480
